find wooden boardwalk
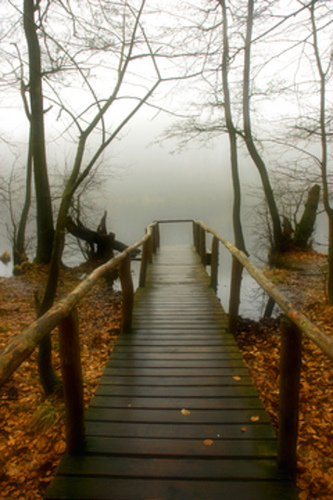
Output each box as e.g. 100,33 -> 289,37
45,245 -> 297,499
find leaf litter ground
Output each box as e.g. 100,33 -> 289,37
235,249 -> 332,500
0,264 -> 122,499
0,251 -> 332,499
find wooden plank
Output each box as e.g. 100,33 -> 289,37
84,407 -> 272,424
55,455 -> 288,480
84,421 -> 276,439
89,396 -> 265,410
99,375 -> 254,386
109,352 -> 244,360
113,345 -> 240,352
102,367 -> 252,377
114,339 -> 238,346
94,385 -> 259,398
106,359 -> 246,368
83,436 -> 277,457
45,477 -> 297,500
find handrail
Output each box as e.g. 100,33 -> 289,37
0,221 -> 159,453
193,219 -> 333,478
197,220 -> 333,361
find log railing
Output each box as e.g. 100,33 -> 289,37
0,221 -> 159,454
192,219 -> 333,478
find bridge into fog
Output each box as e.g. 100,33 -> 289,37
45,224 -> 298,500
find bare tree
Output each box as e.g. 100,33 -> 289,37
218,0 -> 247,254
216,0 -> 247,332
23,0 -> 54,263
302,0 -> 333,301
242,0 -> 283,255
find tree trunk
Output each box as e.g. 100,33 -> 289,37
219,0 -> 247,255
34,292 -> 60,395
218,0 -> 246,332
66,215 -> 115,261
308,3 -> 330,301
23,0 -> 56,393
293,184 -> 320,248
14,129 -> 32,266
66,214 -> 139,262
23,0 -> 54,264
243,0 -> 283,253
327,214 -> 333,305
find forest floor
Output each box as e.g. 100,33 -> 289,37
235,249 -> 333,500
0,249 -> 332,499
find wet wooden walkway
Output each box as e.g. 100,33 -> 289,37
45,245 -> 297,499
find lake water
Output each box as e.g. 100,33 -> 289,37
0,200 -> 327,321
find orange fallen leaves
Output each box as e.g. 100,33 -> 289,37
0,266 -> 121,499
235,250 -> 333,499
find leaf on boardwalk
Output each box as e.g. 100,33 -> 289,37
203,439 -> 213,446
181,408 -> 191,416
233,376 -> 242,381
241,427 -> 247,432
251,416 -> 260,422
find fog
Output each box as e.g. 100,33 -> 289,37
0,111 -> 328,319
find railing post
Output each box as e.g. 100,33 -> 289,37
193,222 -> 200,253
277,318 -> 302,478
58,308 -> 85,455
211,236 -> 219,293
152,223 -> 159,251
148,232 -> 153,263
139,238 -> 150,287
119,256 -> 134,333
156,222 -> 160,248
228,257 -> 243,334
199,226 -> 206,266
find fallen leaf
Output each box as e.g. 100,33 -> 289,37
241,427 -> 247,432
181,408 -> 190,416
233,376 -> 241,381
54,441 -> 66,454
203,439 -> 213,446
299,491 -> 309,500
251,416 -> 260,422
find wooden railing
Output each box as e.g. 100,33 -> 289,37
0,221 -> 160,454
192,219 -> 333,478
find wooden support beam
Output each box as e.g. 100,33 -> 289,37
148,234 -> 153,263
152,223 -> 159,251
277,319 -> 302,478
199,227 -> 206,266
228,257 -> 243,334
119,256 -> 134,334
211,237 -> 219,293
139,238 -> 150,287
193,222 -> 199,253
58,308 -> 85,455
